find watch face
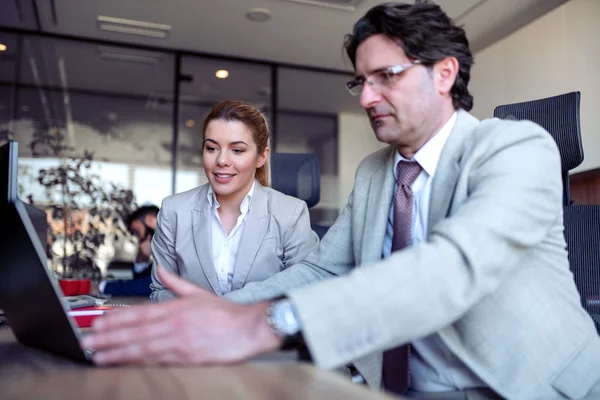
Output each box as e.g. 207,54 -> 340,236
273,300 -> 301,335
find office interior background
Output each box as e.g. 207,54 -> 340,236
1,0 -> 599,271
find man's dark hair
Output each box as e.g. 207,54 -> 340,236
344,1 -> 474,111
126,205 -> 159,232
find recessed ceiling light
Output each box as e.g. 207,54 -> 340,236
0,44 -> 7,52
185,119 -> 195,128
245,8 -> 271,22
215,70 -> 229,79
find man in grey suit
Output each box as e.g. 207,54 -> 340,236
82,2 -> 600,399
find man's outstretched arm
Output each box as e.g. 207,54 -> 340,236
225,185 -> 359,304
81,266 -> 282,365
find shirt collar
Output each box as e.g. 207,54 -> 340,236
394,111 -> 457,179
207,179 -> 256,212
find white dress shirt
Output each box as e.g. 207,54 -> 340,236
207,181 -> 255,294
382,112 -> 486,392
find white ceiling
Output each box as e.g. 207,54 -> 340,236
25,0 -> 570,70
0,0 -> 569,115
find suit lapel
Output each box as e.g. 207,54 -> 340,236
191,186 -> 222,294
356,111 -> 481,389
231,184 -> 270,289
362,147 -> 396,264
427,110 -> 480,236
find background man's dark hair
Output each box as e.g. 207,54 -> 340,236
126,205 -> 159,232
344,1 -> 474,111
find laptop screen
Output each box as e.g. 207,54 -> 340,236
0,141 -> 90,363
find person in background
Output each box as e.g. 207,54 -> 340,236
149,100 -> 318,301
82,2 -> 600,399
97,205 -> 158,297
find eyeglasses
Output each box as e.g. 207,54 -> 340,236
345,60 -> 422,96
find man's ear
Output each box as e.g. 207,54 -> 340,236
434,57 -> 459,96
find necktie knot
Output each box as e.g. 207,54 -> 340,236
396,161 -> 422,187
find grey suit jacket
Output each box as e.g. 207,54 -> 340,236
226,110 -> 600,399
150,182 -> 318,301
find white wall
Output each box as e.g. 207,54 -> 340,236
337,112 -> 387,209
470,0 -> 600,173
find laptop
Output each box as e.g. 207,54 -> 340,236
0,141 -> 92,363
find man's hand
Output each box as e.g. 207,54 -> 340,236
136,238 -> 152,262
80,266 -> 283,365
90,282 -> 100,295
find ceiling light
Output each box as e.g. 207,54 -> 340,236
100,52 -> 162,64
97,16 -> 171,39
185,119 -> 195,128
0,44 -> 7,52
280,0 -> 363,12
245,8 -> 271,22
98,24 -> 169,38
215,70 -> 229,79
97,16 -> 171,30
97,46 -> 162,64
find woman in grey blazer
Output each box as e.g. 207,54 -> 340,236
150,100 -> 319,301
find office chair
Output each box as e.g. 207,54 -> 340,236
563,206 -> 600,333
493,91 -> 584,206
270,153 -> 329,239
494,92 -> 600,333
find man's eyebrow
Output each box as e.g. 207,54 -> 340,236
354,66 -> 392,79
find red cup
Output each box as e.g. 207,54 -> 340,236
59,279 -> 80,296
78,279 -> 91,295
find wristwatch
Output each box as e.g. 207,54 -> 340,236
265,298 -> 303,350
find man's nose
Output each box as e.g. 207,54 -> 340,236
360,83 -> 382,110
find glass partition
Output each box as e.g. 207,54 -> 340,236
0,34 -> 176,274
277,67 -> 358,226
0,25 -> 356,273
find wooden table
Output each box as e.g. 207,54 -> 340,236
0,298 -> 396,400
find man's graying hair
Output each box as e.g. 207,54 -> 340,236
344,1 -> 474,111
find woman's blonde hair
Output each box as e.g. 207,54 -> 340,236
202,100 -> 270,186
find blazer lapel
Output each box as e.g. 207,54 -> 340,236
191,186 -> 222,294
231,184 -> 270,289
427,110 -> 480,236
362,147 -> 396,264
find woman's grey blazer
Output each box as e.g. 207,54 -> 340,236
149,182 -> 319,301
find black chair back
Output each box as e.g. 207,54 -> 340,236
495,92 -> 600,333
270,153 -> 329,238
270,153 -> 320,208
494,92 -> 584,205
563,206 -> 600,334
